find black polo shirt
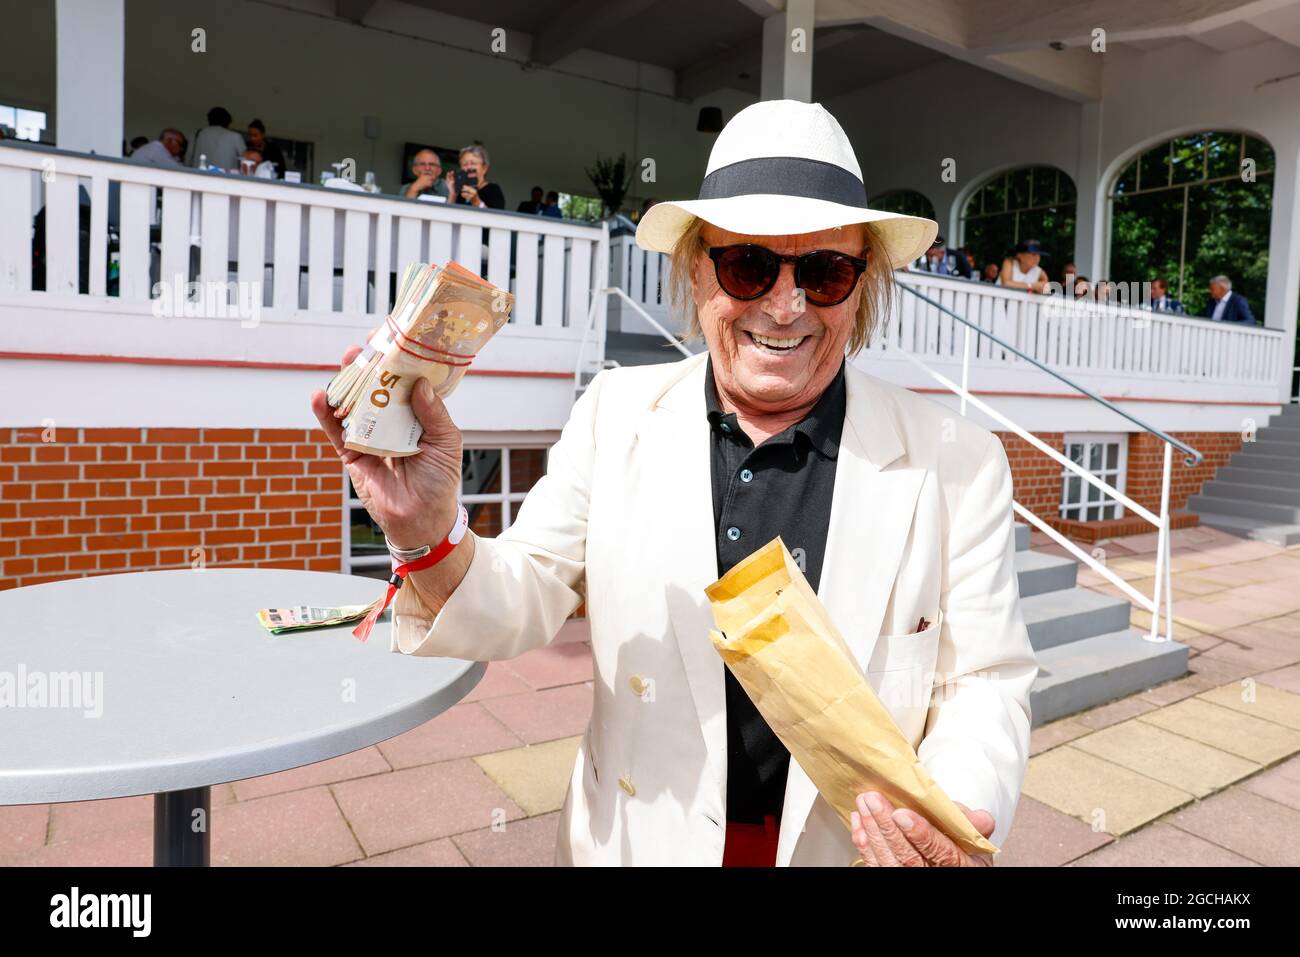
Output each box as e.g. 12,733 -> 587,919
704,354 -> 846,825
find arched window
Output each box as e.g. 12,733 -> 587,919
960,167 -> 1076,277
870,189 -> 936,222
1108,132 -> 1274,320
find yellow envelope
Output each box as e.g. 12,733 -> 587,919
705,536 -> 997,857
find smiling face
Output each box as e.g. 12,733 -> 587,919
693,222 -> 867,416
460,151 -> 487,182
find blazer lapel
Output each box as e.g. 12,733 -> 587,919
633,353 -> 730,810
775,362 -> 927,866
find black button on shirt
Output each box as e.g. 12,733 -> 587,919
705,355 -> 847,825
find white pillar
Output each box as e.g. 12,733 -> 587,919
1073,100 -> 1105,278
760,0 -> 815,102
56,0 -> 125,156
1263,137 -> 1300,403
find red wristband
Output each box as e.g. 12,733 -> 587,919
353,504 -> 469,642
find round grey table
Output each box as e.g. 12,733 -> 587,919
0,569 -> 483,866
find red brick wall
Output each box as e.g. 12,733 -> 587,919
1126,430 -> 1242,513
0,427 -> 345,591
994,431 -> 1064,519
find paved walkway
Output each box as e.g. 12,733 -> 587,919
2,528 -> 1297,866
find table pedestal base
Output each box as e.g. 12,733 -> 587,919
154,786 -> 211,866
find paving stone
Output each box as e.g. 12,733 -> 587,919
1070,718 -> 1259,797
480,683 -> 593,745
377,701 -> 522,769
993,797 -> 1112,867
1030,718 -> 1092,756
0,804 -> 49,861
474,736 -> 581,816
345,838 -> 468,867
1138,696 -> 1300,764
212,786 -> 362,866
48,795 -> 151,843
331,758 -> 524,856
1196,682 -> 1300,731
462,661 -> 533,703
1139,671 -> 1221,707
1239,755 -> 1300,812
504,641 -> 593,690
1075,693 -> 1158,730
231,746 -> 391,801
1161,787 -> 1300,866
8,823 -> 153,867
1069,822 -> 1259,867
1257,664 -> 1300,695
1021,745 -> 1193,835
452,812 -> 561,867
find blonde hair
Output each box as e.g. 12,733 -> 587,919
666,217 -> 895,356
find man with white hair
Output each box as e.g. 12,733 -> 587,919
1203,275 -> 1256,325
311,99 -> 1036,867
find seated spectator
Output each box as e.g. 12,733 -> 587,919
130,128 -> 186,167
517,186 -> 544,214
1203,275 -> 1256,324
915,235 -> 972,278
981,262 -> 1000,283
999,240 -> 1049,293
127,136 -> 149,154
1071,276 -> 1091,299
187,106 -> 245,171
958,246 -> 977,274
245,119 -> 286,178
541,191 -> 562,217
1149,277 -> 1184,313
445,145 -> 505,209
1060,261 -> 1077,284
402,149 -> 448,200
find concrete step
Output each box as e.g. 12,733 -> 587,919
1187,493 -> 1300,524
1257,425 -> 1300,442
1226,451 -> 1300,473
1201,481 -> 1300,507
1242,439 -> 1300,459
1030,629 -> 1189,727
1015,550 -> 1076,597
1019,587 -> 1132,651
1014,523 -> 1030,552
1215,466 -> 1300,489
1193,511 -> 1300,547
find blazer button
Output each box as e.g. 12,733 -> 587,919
629,675 -> 647,695
618,776 -> 636,796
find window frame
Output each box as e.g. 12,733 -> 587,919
1059,432 -> 1128,523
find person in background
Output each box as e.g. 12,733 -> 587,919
130,128 -> 186,167
958,247 -> 977,275
127,136 -> 149,155
517,186 -> 544,214
541,190 -> 563,217
999,240 -> 1048,293
1072,275 -> 1092,300
402,149 -> 448,200
445,145 -> 505,209
915,235 -> 972,278
1203,275 -> 1256,324
187,106 -> 245,171
1060,262 -> 1077,285
245,119 -> 285,178
981,262 -> 1000,283
1149,277 -> 1184,314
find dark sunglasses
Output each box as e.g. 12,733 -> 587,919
707,244 -> 868,307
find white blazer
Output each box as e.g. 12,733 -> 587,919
392,351 -> 1037,866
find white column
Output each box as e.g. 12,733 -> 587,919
55,0 -> 125,156
1073,100 -> 1105,278
1263,137 -> 1300,402
760,0 -> 815,102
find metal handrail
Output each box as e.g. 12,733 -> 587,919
896,284 -> 1205,467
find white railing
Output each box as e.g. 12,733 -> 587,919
608,238 -> 1285,402
0,143 -> 607,374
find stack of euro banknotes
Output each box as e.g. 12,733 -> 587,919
326,260 -> 515,456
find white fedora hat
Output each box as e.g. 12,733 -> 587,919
636,99 -> 937,269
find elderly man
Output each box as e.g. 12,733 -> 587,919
915,235 -> 972,279
311,100 -> 1035,867
129,128 -> 185,167
402,148 -> 448,201
1203,275 -> 1255,324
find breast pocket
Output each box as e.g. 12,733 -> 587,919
866,612 -> 942,745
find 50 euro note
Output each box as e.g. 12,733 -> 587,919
326,261 -> 514,457
257,600 -> 381,635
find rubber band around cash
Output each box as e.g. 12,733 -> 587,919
383,314 -> 476,366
